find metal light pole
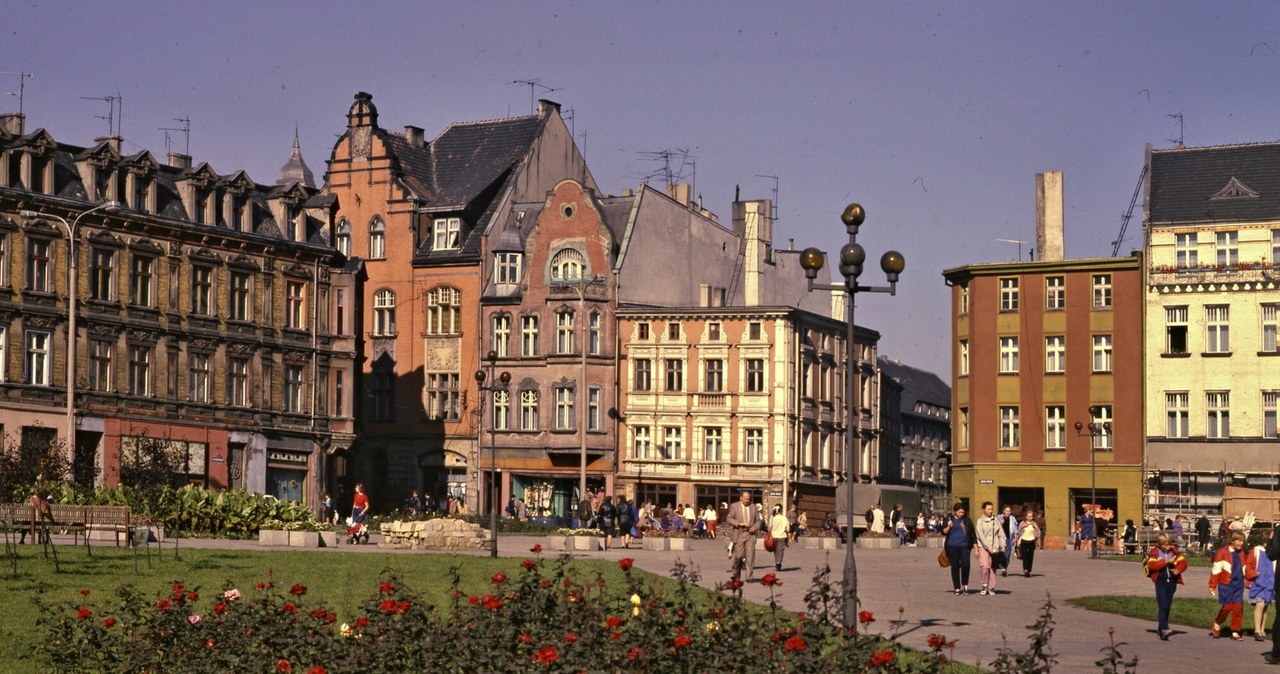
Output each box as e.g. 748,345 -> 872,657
554,276 -> 602,512
1075,406 -> 1111,559
799,203 -> 904,633
20,202 -> 120,457
476,351 -> 510,558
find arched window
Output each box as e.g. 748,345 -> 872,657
550,248 -> 585,282
427,286 -> 461,335
368,216 -> 385,259
520,389 -> 539,430
373,289 -> 396,336
336,218 -> 351,257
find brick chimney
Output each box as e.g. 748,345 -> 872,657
1036,171 -> 1064,262
0,113 -> 24,136
404,125 -> 424,148
168,152 -> 192,169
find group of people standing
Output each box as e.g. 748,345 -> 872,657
942,502 -> 1045,595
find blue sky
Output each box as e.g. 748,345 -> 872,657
7,1 -> 1279,378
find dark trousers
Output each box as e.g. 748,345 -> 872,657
1020,540 -> 1037,574
1154,576 -> 1178,631
947,545 -> 971,589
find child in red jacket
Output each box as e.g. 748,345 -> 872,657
1144,532 -> 1188,640
1209,531 -> 1258,640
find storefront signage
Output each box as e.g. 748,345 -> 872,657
268,451 -> 308,464
979,479 -> 994,484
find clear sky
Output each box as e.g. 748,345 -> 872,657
6,1 -> 1279,379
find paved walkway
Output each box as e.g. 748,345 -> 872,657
142,534 -> 1263,671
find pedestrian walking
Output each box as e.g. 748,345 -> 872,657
769,505 -> 790,571
942,503 -> 976,595
599,496 -> 618,551
1016,510 -> 1041,577
1209,531 -> 1255,641
1144,531 -> 1187,640
997,505 -> 1016,577
1196,514 -> 1212,553
974,501 -> 1005,596
1252,529 -> 1276,641
726,490 -> 762,581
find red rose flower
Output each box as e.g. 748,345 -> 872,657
353,617 -> 368,628
311,608 -> 328,619
521,559 -> 537,570
726,578 -> 744,590
530,543 -> 543,553
708,608 -> 724,619
491,572 -> 507,585
611,631 -> 621,641
379,598 -> 399,613
673,634 -> 693,648
325,611 -> 336,623
468,595 -> 480,605
307,667 -> 327,674
256,582 -> 266,591
290,584 -> 307,597
214,603 -> 226,614
482,594 -> 503,611
563,633 -> 578,644
378,582 -> 396,594
540,579 -> 553,587
869,650 -> 895,666
187,592 -> 199,602
172,582 -> 185,595
532,645 -> 559,665
563,578 -> 573,588
760,573 -> 781,587
618,558 -> 634,571
76,606 -> 92,621
858,610 -> 875,625
784,635 -> 807,652
518,633 -> 532,644
605,616 -> 622,629
100,617 -> 117,628
282,603 -> 298,614
80,589 -> 90,598
156,599 -> 172,612
398,600 -> 411,614
276,659 -> 292,673
627,647 -> 643,660
205,639 -> 216,650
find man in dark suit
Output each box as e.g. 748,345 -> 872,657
725,490 -> 762,581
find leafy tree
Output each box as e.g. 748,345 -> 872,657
0,425 -> 71,501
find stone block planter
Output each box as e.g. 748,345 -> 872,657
258,529 -> 289,546
544,536 -> 569,552
288,531 -> 319,547
799,536 -> 841,550
571,535 -> 604,551
642,537 -> 690,551
318,531 -> 337,548
854,537 -> 900,550
915,536 -> 945,549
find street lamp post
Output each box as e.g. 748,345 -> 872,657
19,202 -> 121,458
798,203 -> 904,633
475,350 -> 510,558
1075,406 -> 1111,559
554,276 -> 602,512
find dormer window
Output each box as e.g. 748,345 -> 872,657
193,190 -> 208,224
433,218 -> 461,251
550,248 -> 586,282
494,252 -> 522,286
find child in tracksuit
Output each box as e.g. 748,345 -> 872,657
1209,531 -> 1257,640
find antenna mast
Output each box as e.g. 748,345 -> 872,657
1167,112 -> 1184,147
755,173 -> 780,226
1,71 -> 33,115
81,94 -> 122,136
995,238 -> 1030,261
508,78 -> 560,115
160,116 -> 191,155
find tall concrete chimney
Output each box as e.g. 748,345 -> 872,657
1036,171 -> 1064,262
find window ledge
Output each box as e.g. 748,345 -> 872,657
1161,352 -> 1191,358
1259,351 -> 1280,357
1201,351 -> 1233,358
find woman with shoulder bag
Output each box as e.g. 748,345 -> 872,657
942,503 -> 977,595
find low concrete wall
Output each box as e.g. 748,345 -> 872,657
379,519 -> 492,551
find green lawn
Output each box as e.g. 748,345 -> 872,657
1069,594 -> 1274,636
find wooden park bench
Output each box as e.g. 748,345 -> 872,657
0,503 -> 140,547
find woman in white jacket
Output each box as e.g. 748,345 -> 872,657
769,505 -> 791,571
974,501 -> 1007,596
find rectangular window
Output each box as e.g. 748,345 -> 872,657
666,322 -> 680,340
492,315 -> 511,357
1262,304 -> 1278,353
959,407 -> 969,449
1091,405 -> 1114,449
744,428 -> 765,463
284,364 -> 304,413
704,427 -> 723,462
748,322 -> 762,340
1206,391 -> 1230,439
1273,229 -> 1280,266
1176,233 -> 1198,269
262,278 -> 274,327
634,358 -> 652,392
0,234 -> 8,288
554,387 -> 574,430
1045,276 -> 1065,310
521,316 -> 538,357
285,280 -> 306,330
1045,406 -> 1066,449
1045,335 -> 1066,373
89,248 -> 115,301
1166,392 -> 1188,438
958,339 -> 969,376
1165,306 -> 1188,354
999,277 -> 1019,311
1092,274 -> 1112,309
745,358 -> 765,392
168,262 -> 179,310
520,390 -> 539,430
128,344 -> 151,396
89,340 -> 112,392
665,359 -> 684,392
705,359 -> 723,392
191,266 -> 213,315
588,313 -> 601,355
587,387 -> 601,431
371,370 -> 393,420
999,336 -> 1019,373
26,239 -> 51,292
229,271 -> 252,321
432,217 -> 461,251
1206,305 -> 1230,353
662,427 -> 683,460
336,288 -> 346,335
708,322 -> 721,340
556,311 -> 575,355
633,426 -> 651,459
25,330 -> 49,385
189,353 -> 210,403
494,252 -> 522,285
492,390 -> 510,431
229,357 -> 250,407
1216,231 -> 1239,266
1264,391 -> 1278,439
637,322 -> 650,340
959,285 -> 970,314
425,373 -> 460,421
999,406 -> 1020,448
1092,335 -> 1113,372
130,255 -> 154,306
261,360 -> 274,409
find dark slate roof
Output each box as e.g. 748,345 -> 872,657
1148,142 -> 1280,225
878,357 -> 950,413
382,133 -> 435,201
597,194 -> 637,243
276,134 -> 316,188
429,116 -> 542,210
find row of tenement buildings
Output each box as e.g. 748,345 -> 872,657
0,92 -> 951,519
947,153 -> 1280,540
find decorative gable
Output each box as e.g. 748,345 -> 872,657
1210,177 -> 1259,200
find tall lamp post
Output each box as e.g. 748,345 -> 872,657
1074,405 -> 1111,559
798,203 -> 904,632
554,276 -> 602,512
20,202 -> 121,456
475,350 -> 510,558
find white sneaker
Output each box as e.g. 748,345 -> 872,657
979,587 -> 989,596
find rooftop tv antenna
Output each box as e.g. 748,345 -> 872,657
1,71 -> 33,115
634,148 -> 697,193
996,238 -> 1029,260
81,93 -> 122,137
160,116 -> 191,155
1167,112 -> 1184,147
755,173 -> 780,224
509,78 -> 560,115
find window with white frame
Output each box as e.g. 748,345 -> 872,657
1166,306 -> 1188,354
745,428 -> 765,463
520,389 -> 539,430
492,390 -> 510,430
959,285 -> 970,314
229,357 -> 250,407
432,217 -> 461,251
999,406 -> 1020,448
1265,391 -> 1278,439
285,280 -> 307,330
373,289 -> 396,336
959,407 -> 969,449
284,364 -> 306,413
745,358 -> 765,392
191,266 -> 214,315
1091,405 -> 1113,449
999,277 -> 1019,311
1166,392 -> 1188,438
550,248 -> 585,282
1262,303 -> 1278,353
999,336 -> 1019,373
520,315 -> 538,356
1092,334 -> 1113,372
958,339 -> 969,376
555,310 -> 575,355
25,330 -> 49,385
128,344 -> 151,396
368,217 -> 386,259
1206,305 -> 1230,353
1045,335 -> 1065,373
1092,274 -> 1112,308
587,387 -> 600,431
633,358 -> 652,391
633,426 -> 652,459
705,358 -> 723,392
587,312 -> 601,355
26,238 -> 51,293
547,386 -> 572,431
335,219 -> 351,257
491,314 -> 511,357
1206,391 -> 1230,438
1045,406 -> 1066,449
1273,229 -> 1280,266
704,427 -> 723,461
494,252 -> 522,286
427,287 -> 460,335
229,270 -> 252,321
662,426 -> 683,460
189,353 -> 210,403
1176,233 -> 1197,269
89,339 -> 111,392
1045,276 -> 1065,310
426,373 -> 460,421
1216,231 -> 1239,266
665,358 -> 683,391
